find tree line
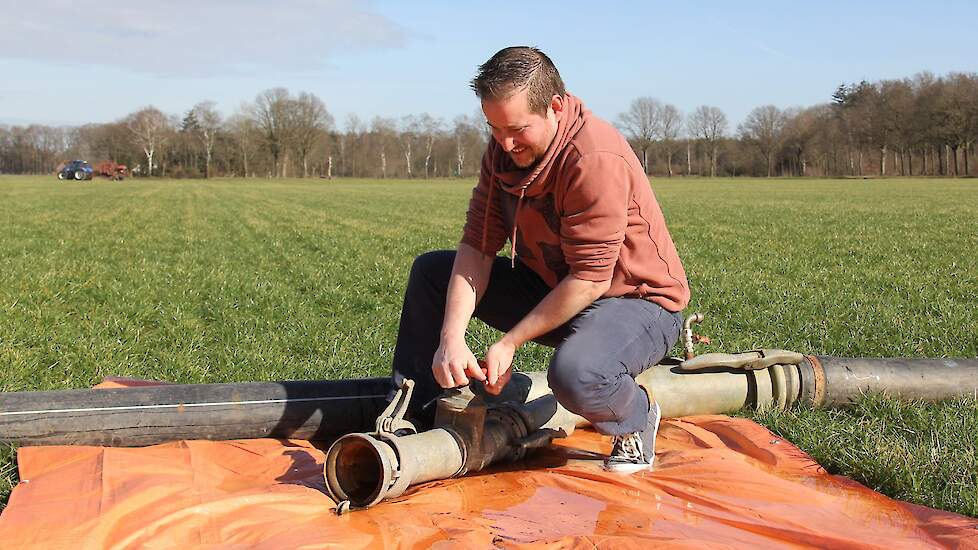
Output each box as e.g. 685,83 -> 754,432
620,72 -> 978,178
1,71 -> 976,179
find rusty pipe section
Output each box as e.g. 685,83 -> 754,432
324,376 -> 580,510
324,356 -> 978,510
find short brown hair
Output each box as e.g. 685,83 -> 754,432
470,46 -> 566,114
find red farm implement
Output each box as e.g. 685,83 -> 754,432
95,161 -> 128,181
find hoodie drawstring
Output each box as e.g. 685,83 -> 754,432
510,188 -> 525,268
481,180 -> 495,258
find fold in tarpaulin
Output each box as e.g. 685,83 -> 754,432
2,417 -> 976,549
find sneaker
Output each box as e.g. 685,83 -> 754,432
603,400 -> 661,473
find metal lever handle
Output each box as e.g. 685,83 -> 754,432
680,349 -> 804,372
375,379 -> 417,436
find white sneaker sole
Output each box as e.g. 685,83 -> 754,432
603,401 -> 661,473
603,460 -> 654,473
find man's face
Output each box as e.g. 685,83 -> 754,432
482,88 -> 562,168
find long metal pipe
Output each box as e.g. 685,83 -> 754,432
0,378 -> 392,446
814,356 -> 978,407
2,357 -> 977,448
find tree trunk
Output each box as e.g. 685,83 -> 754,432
302,155 -> 309,178
455,138 -> 464,176
403,143 -> 412,178
666,151 -> 673,177
710,145 -> 718,177
880,145 -> 886,176
380,151 -> 387,178
642,149 -> 648,175
686,141 -> 691,176
327,155 -> 333,179
145,148 -> 154,177
964,141 -> 971,177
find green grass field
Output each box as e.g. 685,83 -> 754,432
1,175 -> 976,516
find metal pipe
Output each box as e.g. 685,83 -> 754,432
325,376 -> 581,511
813,356 -> 978,407
0,378 -> 393,446
324,356 -> 978,510
2,357 -> 977,448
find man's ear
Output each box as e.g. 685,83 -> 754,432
550,94 -> 564,117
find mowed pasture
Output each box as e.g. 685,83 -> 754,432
1,175 -> 976,516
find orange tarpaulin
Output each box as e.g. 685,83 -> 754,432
2,413 -> 976,549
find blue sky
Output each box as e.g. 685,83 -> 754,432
2,1 -> 976,129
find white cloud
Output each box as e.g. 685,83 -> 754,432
1,0 -> 408,76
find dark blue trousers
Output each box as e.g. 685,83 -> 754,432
391,250 -> 682,435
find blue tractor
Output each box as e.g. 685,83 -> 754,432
57,160 -> 94,181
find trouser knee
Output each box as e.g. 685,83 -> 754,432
547,352 -> 616,418
407,250 -> 454,288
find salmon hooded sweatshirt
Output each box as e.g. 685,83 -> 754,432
460,94 -> 690,312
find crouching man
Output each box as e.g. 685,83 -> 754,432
391,46 -> 689,472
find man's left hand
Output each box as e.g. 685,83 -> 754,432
483,338 -> 517,395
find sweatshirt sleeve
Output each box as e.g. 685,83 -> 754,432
558,152 -> 630,282
460,149 -> 508,256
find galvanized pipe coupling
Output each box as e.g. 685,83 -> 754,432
324,380 -> 560,512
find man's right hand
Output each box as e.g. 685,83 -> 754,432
431,337 -> 486,388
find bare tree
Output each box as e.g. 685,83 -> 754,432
416,113 -> 443,178
250,88 -> 294,177
452,114 -> 483,176
781,106 -> 823,176
371,117 -> 397,178
689,106 -> 728,177
226,111 -> 262,177
739,105 -> 787,177
941,73 -> 978,176
342,114 -> 365,177
289,92 -> 333,178
617,97 -> 662,174
659,104 -> 682,176
191,101 -> 223,178
126,107 -> 172,176
399,115 -> 417,178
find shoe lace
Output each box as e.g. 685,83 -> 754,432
610,433 -> 644,461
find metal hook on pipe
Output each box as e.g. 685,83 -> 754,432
683,312 -> 705,359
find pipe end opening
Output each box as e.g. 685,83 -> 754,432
325,434 -> 391,508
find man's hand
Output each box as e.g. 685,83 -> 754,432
432,337 -> 486,388
483,338 -> 517,395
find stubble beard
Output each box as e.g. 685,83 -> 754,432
509,147 -> 538,169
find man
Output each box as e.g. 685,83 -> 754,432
392,46 -> 689,472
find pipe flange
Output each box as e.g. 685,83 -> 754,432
324,433 -> 398,508
804,355 -> 826,408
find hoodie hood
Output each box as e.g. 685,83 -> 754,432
489,94 -> 588,198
